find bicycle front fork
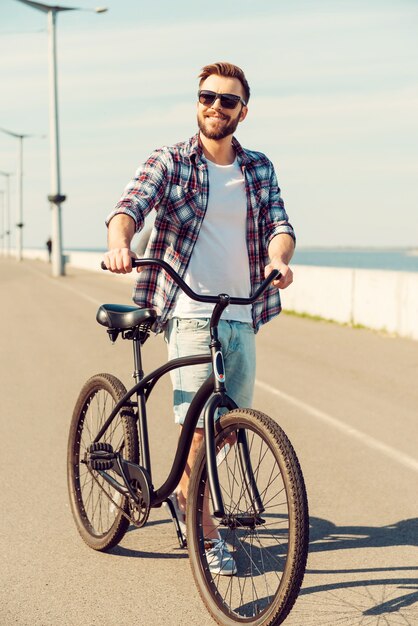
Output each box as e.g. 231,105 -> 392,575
203,393 -> 265,520
205,295 -> 265,520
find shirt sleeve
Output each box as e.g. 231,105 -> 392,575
105,149 -> 168,232
262,162 -> 296,249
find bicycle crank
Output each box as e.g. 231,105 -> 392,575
86,442 -> 152,527
127,479 -> 150,527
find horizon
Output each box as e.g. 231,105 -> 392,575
21,244 -> 418,253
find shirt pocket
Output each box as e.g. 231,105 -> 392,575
256,186 -> 270,209
165,184 -> 200,227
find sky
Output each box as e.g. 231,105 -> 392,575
0,0 -> 417,251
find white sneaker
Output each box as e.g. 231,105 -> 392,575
216,443 -> 231,467
205,539 -> 237,576
109,490 -> 122,514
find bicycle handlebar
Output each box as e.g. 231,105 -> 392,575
101,257 -> 281,305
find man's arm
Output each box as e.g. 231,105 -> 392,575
104,214 -> 136,273
265,233 -> 295,289
104,148 -> 168,273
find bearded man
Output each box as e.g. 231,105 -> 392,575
104,61 -> 295,575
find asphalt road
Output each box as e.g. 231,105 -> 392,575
1,258 -> 417,626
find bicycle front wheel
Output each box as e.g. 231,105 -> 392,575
187,409 -> 309,626
67,373 -> 139,551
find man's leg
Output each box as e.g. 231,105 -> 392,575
165,318 -> 214,535
165,319 -> 255,538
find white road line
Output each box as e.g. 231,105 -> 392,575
48,279 -> 101,306
25,264 -> 101,306
255,379 -> 418,474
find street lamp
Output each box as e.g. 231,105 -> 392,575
0,191 -> 4,256
14,0 -> 108,277
0,170 -> 12,257
0,128 -> 35,261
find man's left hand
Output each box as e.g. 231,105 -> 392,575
264,260 -> 293,289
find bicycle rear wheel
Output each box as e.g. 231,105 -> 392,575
187,409 -> 309,626
67,373 -> 139,551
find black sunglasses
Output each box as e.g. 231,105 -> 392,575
198,90 -> 247,110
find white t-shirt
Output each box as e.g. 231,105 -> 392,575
172,158 -> 252,323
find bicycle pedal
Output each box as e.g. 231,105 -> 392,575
89,442 -> 114,453
88,442 -> 115,470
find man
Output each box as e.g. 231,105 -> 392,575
46,237 -> 52,263
104,61 -> 295,575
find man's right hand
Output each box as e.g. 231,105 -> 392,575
105,214 -> 138,272
103,247 -> 135,273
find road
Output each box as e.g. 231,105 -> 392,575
1,257 -> 417,626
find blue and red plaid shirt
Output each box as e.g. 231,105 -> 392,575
106,133 -> 295,333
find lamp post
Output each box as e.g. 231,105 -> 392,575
14,0 -> 108,277
0,171 -> 12,257
0,128 -> 33,261
0,191 -> 4,256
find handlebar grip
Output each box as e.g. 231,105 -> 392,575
100,258 -> 136,271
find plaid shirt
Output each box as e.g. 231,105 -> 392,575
106,133 -> 295,333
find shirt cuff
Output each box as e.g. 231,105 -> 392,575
105,207 -> 141,230
267,225 -> 296,247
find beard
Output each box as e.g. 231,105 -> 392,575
197,109 -> 241,140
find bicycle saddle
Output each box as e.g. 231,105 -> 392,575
96,304 -> 157,330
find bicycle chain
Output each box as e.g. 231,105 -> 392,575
87,464 -> 148,527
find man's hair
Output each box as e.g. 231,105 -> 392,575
198,62 -> 250,104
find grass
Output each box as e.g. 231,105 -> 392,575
282,309 -> 394,336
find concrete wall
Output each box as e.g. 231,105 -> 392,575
15,248 -> 104,272
279,265 -> 355,325
16,250 -> 418,341
64,250 -> 105,272
282,265 -> 418,340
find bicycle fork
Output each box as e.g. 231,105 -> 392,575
205,296 -> 265,524
204,395 -> 265,520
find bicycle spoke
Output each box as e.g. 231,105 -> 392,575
188,411 -> 308,624
68,375 -> 138,548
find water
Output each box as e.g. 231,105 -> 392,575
292,248 -> 418,273
62,246 -> 418,274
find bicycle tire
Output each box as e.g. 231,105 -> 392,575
187,409 -> 309,626
67,373 -> 139,551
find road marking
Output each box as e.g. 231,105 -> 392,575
255,379 -> 418,473
48,278 -> 101,306
25,264 -> 101,306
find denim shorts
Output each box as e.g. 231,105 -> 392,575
164,318 -> 256,428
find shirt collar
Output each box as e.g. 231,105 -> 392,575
188,133 -> 252,166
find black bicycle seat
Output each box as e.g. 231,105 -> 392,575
96,304 -> 157,330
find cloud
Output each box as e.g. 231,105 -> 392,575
1,1 -> 418,248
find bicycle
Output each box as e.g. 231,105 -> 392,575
67,258 -> 309,626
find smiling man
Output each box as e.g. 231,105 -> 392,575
105,61 -> 295,575
197,73 -> 248,142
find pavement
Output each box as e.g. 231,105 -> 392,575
0,257 -> 417,626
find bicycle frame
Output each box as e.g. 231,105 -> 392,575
92,315 -> 243,515
95,258 -> 279,519
92,351 -> 214,506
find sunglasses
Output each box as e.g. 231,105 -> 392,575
198,90 -> 247,110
